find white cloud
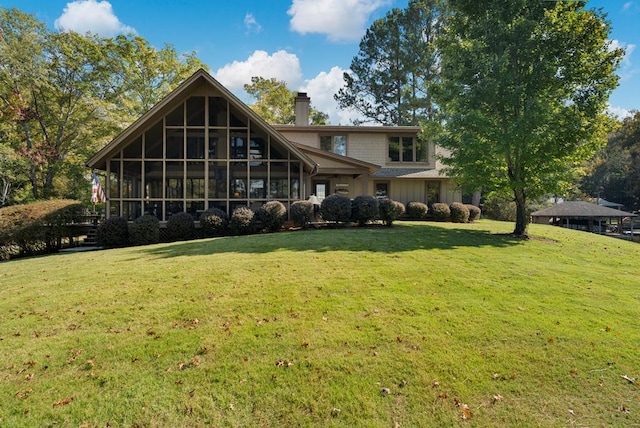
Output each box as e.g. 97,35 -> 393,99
622,1 -> 638,12
610,39 -> 638,81
54,0 -> 135,37
610,39 -> 636,66
607,104 -> 633,119
244,13 -> 262,34
214,52 -> 365,124
214,50 -> 303,91
287,0 -> 391,42
301,67 -> 366,124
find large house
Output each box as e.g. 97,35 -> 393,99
86,69 -> 460,221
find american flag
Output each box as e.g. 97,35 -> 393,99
91,170 -> 106,204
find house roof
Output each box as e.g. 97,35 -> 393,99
371,167 -> 443,179
293,143 -> 380,174
531,201 -> 637,219
86,69 -> 318,173
272,124 -> 421,134
596,198 -> 624,208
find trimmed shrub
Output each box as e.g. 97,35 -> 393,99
200,208 -> 229,237
290,200 -> 314,228
257,201 -> 287,232
229,207 -> 255,235
431,203 -> 451,222
165,212 -> 195,241
97,216 -> 129,247
129,214 -> 160,246
0,199 -> 85,256
406,201 -> 429,220
320,194 -> 351,223
351,195 -> 379,226
450,202 -> 470,223
466,204 -> 481,222
378,199 -> 405,226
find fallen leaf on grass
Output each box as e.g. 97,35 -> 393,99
454,399 -> 472,419
15,388 -> 33,400
53,396 -> 73,407
621,375 -> 636,384
460,404 -> 472,419
275,360 -> 294,368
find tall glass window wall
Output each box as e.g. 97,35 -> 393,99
107,95 -> 303,221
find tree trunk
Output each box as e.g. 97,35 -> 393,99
29,168 -> 39,199
513,188 -> 528,237
43,166 -> 56,199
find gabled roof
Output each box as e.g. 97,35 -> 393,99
531,201 -> 637,218
86,69 -> 318,173
293,143 -> 380,175
371,168 -> 442,179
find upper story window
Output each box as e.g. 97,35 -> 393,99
320,135 -> 346,156
388,136 -> 427,163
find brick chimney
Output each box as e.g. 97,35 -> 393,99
294,92 -> 310,126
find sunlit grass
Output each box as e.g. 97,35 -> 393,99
1,221 -> 638,427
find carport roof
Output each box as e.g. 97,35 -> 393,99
531,201 -> 637,219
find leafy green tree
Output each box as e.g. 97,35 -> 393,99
434,0 -> 623,236
0,8 -> 207,201
335,0 -> 445,125
105,35 -> 208,126
0,20 -> 115,200
581,112 -> 640,211
244,77 -> 328,125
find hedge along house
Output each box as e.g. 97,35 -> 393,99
87,69 -> 460,221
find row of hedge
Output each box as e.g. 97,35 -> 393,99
96,196 -> 481,248
0,200 -> 86,259
97,201 -> 294,247
0,197 -> 483,256
431,202 -> 482,223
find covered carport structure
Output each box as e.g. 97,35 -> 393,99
531,201 -> 637,236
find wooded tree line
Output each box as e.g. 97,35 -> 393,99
1,2 -> 633,237
581,112 -> 640,212
0,7 -> 206,205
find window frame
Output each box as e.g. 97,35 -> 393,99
387,135 -> 428,163
319,134 -> 347,156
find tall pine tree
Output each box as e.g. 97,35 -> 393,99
335,0 -> 445,126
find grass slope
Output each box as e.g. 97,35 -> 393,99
0,221 -> 638,427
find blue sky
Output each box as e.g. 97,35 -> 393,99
3,0 -> 639,124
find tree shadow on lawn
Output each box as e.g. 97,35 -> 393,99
140,223 -> 524,259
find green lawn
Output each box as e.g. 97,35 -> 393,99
1,220 -> 638,427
